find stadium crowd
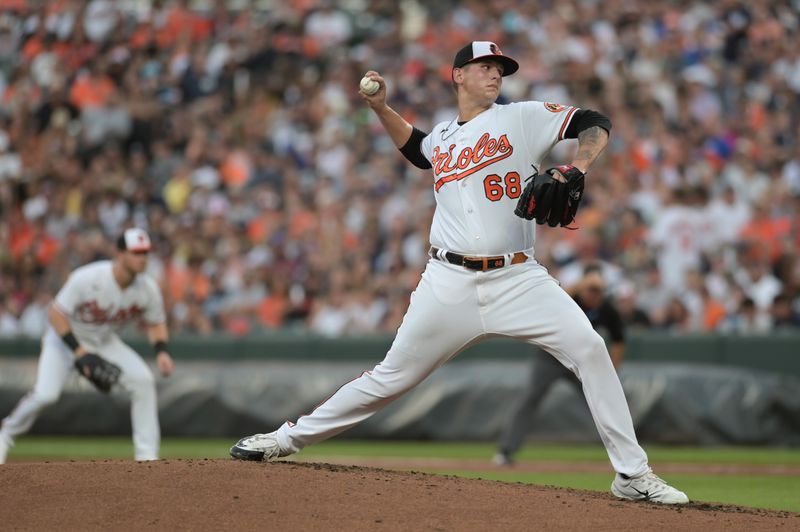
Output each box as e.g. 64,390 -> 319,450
1,0 -> 799,338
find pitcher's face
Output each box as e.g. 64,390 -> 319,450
454,60 -> 504,104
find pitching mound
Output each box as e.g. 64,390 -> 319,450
1,459 -> 797,531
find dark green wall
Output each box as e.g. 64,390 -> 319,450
1,332 -> 798,376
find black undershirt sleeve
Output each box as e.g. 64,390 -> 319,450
399,127 -> 432,169
564,109 -> 612,139
601,301 -> 626,343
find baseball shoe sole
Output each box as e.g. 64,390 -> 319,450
611,469 -> 689,504
230,431 -> 287,462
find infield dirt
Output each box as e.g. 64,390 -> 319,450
1,459 -> 797,531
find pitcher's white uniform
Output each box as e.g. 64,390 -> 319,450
232,41 -> 688,504
270,100 -> 649,477
1,261 -> 166,461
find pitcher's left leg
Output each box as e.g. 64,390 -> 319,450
231,259 -> 487,461
276,260 -> 485,454
103,337 -> 160,461
485,267 -> 648,477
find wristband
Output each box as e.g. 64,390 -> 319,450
61,331 -> 80,352
153,340 -> 169,355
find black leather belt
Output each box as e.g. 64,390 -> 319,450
430,246 -> 527,271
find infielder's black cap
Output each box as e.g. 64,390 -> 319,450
452,41 -> 519,77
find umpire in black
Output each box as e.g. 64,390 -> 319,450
495,263 -> 625,465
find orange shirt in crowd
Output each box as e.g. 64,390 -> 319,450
246,210 -> 281,245
220,150 -> 252,191
703,299 -> 727,331
9,221 -> 33,260
257,295 -> 287,329
21,37 -> 44,62
156,6 -> 213,48
0,0 -> 26,12
69,73 -> 116,109
288,210 -> 317,239
10,221 -> 61,266
166,263 -> 211,303
738,217 -> 791,263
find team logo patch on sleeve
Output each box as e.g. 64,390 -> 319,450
544,102 -> 567,112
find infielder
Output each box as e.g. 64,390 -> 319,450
231,41 -> 688,504
495,264 -> 626,465
0,228 -> 173,463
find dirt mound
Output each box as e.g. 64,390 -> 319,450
1,460 -> 797,531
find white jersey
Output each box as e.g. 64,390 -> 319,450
421,101 -> 577,255
53,261 -> 166,350
648,205 -> 705,290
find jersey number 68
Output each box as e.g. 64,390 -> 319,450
483,171 -> 522,201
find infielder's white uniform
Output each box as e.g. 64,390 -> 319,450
1,261 -> 166,460
273,101 -> 649,477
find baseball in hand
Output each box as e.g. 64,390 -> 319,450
360,76 -> 380,95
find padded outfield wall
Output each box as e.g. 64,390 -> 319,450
0,332 -> 799,444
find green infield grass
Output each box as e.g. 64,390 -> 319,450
6,437 -> 800,513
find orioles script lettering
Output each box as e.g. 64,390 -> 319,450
432,133 -> 513,191
76,300 -> 145,324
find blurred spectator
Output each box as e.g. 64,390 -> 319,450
304,2 -> 352,50
18,288 -> 49,337
655,297 -> 693,333
719,297 -> 771,333
648,187 -> 706,292
635,262 -> 672,324
770,293 -> 800,330
699,286 -> 728,332
0,297 -> 21,335
705,186 -> 751,246
309,287 -> 350,338
734,259 -> 782,311
614,282 -> 651,329
0,1 -> 799,339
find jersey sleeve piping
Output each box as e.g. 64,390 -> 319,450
558,107 -> 578,140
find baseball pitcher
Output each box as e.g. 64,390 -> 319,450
230,41 -> 688,504
0,228 -> 174,463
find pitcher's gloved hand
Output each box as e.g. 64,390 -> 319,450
514,165 -> 585,227
74,353 -> 121,393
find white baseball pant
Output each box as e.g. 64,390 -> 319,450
0,327 -> 160,461
276,258 -> 650,477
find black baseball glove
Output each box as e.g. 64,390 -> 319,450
514,165 -> 586,227
74,353 -> 121,393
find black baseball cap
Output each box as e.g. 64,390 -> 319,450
452,41 -> 519,77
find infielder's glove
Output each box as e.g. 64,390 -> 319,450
74,353 -> 121,393
514,165 -> 585,227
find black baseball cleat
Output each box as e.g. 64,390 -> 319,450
230,431 -> 288,462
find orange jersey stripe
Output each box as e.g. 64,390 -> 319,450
434,150 -> 513,192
